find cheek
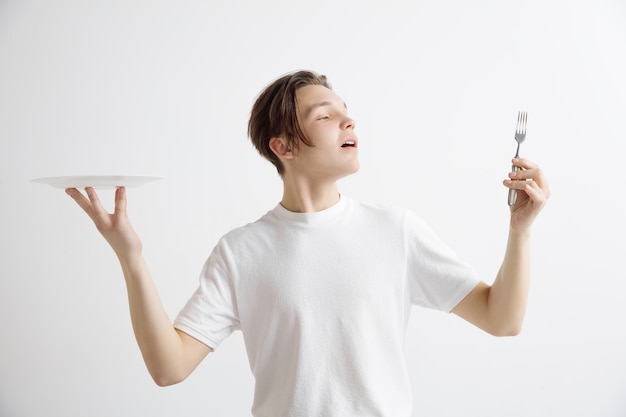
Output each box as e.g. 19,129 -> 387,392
311,127 -> 338,147
304,126 -> 323,142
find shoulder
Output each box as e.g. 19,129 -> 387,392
349,198 -> 445,245
347,198 -> 422,226
213,208 -> 282,252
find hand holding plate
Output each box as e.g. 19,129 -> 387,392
66,186 -> 143,263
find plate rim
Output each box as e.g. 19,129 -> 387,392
31,175 -> 162,189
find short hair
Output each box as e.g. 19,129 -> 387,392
248,70 -> 331,175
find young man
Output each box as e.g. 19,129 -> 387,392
66,70 -> 550,416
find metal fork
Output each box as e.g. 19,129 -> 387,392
507,111 -> 527,206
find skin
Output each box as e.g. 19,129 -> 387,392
66,84 -> 550,386
65,186 -> 212,386
269,85 -> 360,212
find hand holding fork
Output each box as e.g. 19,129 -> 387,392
508,111 -> 527,207
503,111 -> 550,231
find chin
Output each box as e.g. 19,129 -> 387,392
339,161 -> 360,179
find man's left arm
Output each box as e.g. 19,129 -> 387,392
452,157 -> 550,336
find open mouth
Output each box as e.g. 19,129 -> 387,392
341,140 -> 356,148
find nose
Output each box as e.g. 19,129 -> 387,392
341,115 -> 355,130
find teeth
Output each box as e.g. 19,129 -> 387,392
342,141 -> 355,147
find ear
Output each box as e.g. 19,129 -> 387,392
269,137 -> 295,159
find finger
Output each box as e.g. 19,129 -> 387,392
503,178 -> 529,190
84,187 -> 109,219
114,187 -> 127,215
509,167 -> 537,181
65,187 -> 80,199
523,181 -> 549,206
66,188 -> 95,215
512,157 -> 539,170
509,166 -> 549,196
526,176 -> 551,201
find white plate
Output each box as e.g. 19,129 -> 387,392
31,175 -> 161,189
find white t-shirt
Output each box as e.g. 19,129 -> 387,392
174,196 -> 480,417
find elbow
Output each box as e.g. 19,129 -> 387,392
494,328 -> 522,337
153,376 -> 184,387
153,378 -> 177,388
507,324 -> 523,337
490,322 -> 523,337
151,370 -> 187,387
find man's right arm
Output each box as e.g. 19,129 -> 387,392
66,186 -> 212,386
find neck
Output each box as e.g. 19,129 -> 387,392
280,175 -> 341,213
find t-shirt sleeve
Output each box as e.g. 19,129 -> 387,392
404,210 -> 481,312
173,240 -> 240,350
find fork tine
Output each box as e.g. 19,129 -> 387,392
516,111 -> 527,135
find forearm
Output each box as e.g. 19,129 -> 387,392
487,228 -> 531,335
119,255 -> 190,385
455,158 -> 548,335
66,187 -> 208,384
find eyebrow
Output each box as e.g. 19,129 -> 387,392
303,100 -> 348,118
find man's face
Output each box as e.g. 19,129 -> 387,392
290,84 -> 360,181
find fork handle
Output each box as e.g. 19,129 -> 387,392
507,165 -> 520,207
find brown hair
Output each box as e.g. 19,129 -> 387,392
248,70 -> 331,175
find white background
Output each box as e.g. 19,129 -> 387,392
1,0 -> 625,416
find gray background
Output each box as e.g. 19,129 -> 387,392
1,0 -> 625,416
